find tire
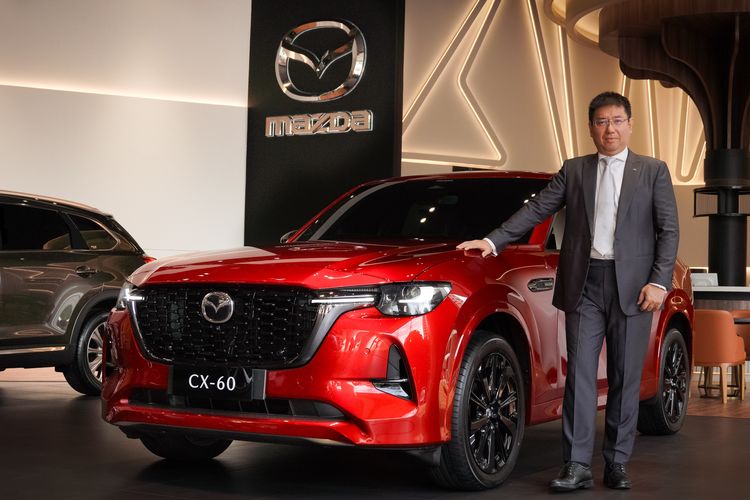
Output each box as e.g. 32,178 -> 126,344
430,331 -> 526,490
637,328 -> 689,435
140,433 -> 232,461
63,311 -> 109,396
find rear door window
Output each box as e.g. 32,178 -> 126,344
68,214 -> 118,250
0,204 -> 71,250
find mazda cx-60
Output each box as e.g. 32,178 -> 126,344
102,172 -> 693,490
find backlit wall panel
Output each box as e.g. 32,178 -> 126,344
401,0 -> 714,267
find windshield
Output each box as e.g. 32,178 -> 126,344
296,177 -> 550,244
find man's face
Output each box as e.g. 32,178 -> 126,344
589,104 -> 632,156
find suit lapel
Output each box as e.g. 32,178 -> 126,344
582,155 -> 597,236
616,151 -> 641,230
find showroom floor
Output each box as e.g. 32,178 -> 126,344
0,370 -> 747,499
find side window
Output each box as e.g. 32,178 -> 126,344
546,208 -> 566,251
68,214 -> 118,250
0,204 -> 71,250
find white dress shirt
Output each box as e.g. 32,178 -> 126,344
590,148 -> 628,259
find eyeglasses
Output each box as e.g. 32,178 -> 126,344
592,117 -> 629,128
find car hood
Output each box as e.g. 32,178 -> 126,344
129,241 -> 461,289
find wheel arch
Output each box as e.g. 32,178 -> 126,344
65,290 -> 118,349
640,309 -> 693,401
637,310 -> 693,435
665,311 -> 693,365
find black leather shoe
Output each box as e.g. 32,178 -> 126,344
549,462 -> 594,492
604,463 -> 632,489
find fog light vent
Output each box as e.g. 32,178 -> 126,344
373,344 -> 414,401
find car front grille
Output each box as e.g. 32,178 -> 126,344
131,285 -> 320,368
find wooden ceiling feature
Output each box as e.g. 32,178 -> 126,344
599,0 -> 750,152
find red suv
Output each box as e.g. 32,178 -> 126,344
102,172 -> 693,490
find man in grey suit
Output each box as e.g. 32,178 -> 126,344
458,92 -> 679,491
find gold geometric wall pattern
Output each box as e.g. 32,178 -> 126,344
402,0 -> 706,185
402,0 -> 507,169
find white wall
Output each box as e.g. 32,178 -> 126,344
0,0 -> 251,258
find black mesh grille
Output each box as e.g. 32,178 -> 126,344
132,285 -> 319,368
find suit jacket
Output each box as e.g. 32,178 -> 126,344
487,151 -> 679,316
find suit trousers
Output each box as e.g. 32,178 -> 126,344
562,259 -> 652,465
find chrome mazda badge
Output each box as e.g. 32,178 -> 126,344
201,292 -> 234,324
275,20 -> 366,102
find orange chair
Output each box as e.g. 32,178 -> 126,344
693,309 -> 746,403
731,309 -> 750,361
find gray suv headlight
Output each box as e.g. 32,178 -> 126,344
115,281 -> 144,310
377,283 -> 451,316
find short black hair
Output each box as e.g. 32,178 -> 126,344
588,91 -> 632,123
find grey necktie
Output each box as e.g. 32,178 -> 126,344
593,157 -> 617,257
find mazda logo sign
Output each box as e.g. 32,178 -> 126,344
201,292 -> 234,324
275,20 -> 366,102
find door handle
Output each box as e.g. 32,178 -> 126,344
75,266 -> 98,277
528,277 -> 554,292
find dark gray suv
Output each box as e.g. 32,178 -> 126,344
0,191 -> 151,395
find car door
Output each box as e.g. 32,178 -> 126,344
0,203 -> 98,347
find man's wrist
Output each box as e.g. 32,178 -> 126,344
648,282 -> 667,291
482,237 -> 497,256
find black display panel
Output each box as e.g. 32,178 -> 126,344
245,0 -> 405,245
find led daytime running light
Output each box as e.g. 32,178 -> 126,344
115,281 -> 144,310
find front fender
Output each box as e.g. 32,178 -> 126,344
437,283 -> 532,441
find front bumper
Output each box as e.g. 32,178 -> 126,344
102,301 -> 459,447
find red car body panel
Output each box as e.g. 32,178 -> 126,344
102,171 -> 693,448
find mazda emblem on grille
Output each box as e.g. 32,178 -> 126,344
201,292 -> 234,324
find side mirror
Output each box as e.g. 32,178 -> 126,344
279,230 -> 297,244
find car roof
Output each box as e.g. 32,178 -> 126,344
356,170 -> 555,188
0,190 -> 110,217
390,170 -> 554,181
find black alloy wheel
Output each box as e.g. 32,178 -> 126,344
468,352 -> 520,473
430,331 -> 525,490
637,328 -> 689,435
661,334 -> 689,423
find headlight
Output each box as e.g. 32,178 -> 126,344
115,281 -> 144,310
377,282 -> 451,316
311,287 -> 378,306
309,283 -> 451,317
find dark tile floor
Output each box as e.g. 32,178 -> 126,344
0,380 -> 746,499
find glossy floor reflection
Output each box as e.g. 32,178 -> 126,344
0,380 -> 745,499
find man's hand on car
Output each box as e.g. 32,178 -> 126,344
457,239 -> 494,257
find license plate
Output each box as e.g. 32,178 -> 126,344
169,366 -> 266,400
